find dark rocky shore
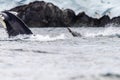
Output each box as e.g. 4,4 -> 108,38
10,1 -> 120,27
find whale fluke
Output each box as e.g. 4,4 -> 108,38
67,27 -> 82,37
0,11 -> 33,37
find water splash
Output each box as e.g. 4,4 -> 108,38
84,27 -> 120,38
6,34 -> 65,42
28,34 -> 65,41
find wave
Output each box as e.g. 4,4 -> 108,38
28,34 -> 65,41
5,34 -> 65,42
82,27 -> 120,38
0,27 -> 120,41
68,26 -> 120,38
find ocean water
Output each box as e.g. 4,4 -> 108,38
1,0 -> 120,18
0,27 -> 120,80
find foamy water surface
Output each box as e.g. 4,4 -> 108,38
0,27 -> 120,80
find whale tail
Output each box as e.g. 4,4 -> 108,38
0,11 -> 33,37
67,27 -> 82,37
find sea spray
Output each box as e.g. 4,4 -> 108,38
83,27 -> 120,38
28,34 -> 65,41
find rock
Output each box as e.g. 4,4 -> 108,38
75,12 -> 111,27
111,16 -> 120,26
10,1 -> 68,27
99,15 -> 110,26
63,9 -> 76,26
75,12 -> 98,27
10,1 -> 120,27
67,27 -> 82,37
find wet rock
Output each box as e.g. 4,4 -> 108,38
75,12 -> 98,27
75,12 -> 112,27
111,16 -> 120,26
10,1 -> 67,27
99,15 -> 110,26
67,27 -> 82,37
10,1 -> 120,27
63,9 -> 76,26
75,12 -> 89,26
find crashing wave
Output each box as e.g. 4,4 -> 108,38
5,34 -> 65,42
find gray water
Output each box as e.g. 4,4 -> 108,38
0,27 -> 120,80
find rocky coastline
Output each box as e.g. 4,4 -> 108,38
10,1 -> 120,27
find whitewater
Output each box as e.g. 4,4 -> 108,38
1,0 -> 120,18
0,27 -> 119,80
0,0 -> 120,80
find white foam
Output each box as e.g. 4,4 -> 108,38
28,34 -> 65,41
8,34 -> 65,41
84,26 -> 120,38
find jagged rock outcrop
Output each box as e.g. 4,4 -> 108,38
62,9 -> 76,26
10,1 -> 67,27
74,12 -> 120,27
75,12 -> 98,27
99,15 -> 110,26
10,1 -> 120,27
111,16 -> 120,26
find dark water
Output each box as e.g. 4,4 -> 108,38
0,27 -> 120,80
